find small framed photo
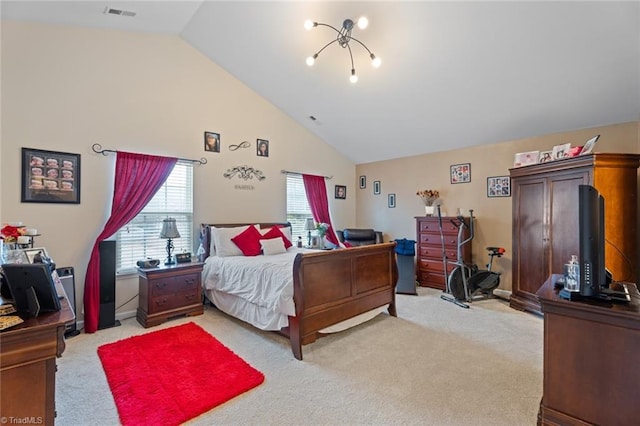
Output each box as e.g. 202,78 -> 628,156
579,135 -> 600,156
539,150 -> 553,163
388,193 -> 396,208
204,132 -> 220,153
551,143 -> 571,160
359,175 -> 366,189
487,176 -> 511,198
450,163 -> 471,184
513,151 -> 540,167
373,180 -> 381,195
22,148 -> 81,204
256,139 -> 269,157
335,185 -> 346,199
23,247 -> 49,264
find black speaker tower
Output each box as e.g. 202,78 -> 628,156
98,240 -> 120,329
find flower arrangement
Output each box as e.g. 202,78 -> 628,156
315,222 -> 330,238
1,225 -> 26,243
416,189 -> 440,206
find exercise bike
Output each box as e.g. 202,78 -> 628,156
437,207 -> 505,308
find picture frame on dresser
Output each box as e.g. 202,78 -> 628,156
21,147 -> 81,204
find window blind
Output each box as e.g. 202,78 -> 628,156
116,162 -> 193,274
286,174 -> 313,241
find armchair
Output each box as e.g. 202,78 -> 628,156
337,229 -> 384,247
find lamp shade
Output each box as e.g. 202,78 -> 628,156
304,218 -> 316,231
159,218 -> 181,239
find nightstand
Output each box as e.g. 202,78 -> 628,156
136,262 -> 204,328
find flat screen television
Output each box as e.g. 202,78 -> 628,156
577,184 -> 630,302
1,263 -> 61,317
578,184 -> 606,297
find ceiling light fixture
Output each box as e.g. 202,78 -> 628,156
304,16 -> 381,83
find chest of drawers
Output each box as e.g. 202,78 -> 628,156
136,262 -> 204,328
415,216 -> 471,290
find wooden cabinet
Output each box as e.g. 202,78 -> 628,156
0,285 -> 75,424
536,275 -> 640,425
137,262 -> 204,328
416,216 -> 471,290
510,153 -> 640,315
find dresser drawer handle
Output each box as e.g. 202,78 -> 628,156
155,298 -> 168,307
154,282 -> 168,290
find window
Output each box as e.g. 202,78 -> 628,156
286,174 -> 313,242
116,162 -> 193,274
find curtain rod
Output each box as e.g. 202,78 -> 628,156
92,143 -> 207,165
280,169 -> 333,180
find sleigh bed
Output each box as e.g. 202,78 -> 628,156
200,222 -> 398,360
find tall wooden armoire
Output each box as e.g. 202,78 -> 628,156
509,153 -> 640,315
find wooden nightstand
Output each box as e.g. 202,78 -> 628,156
136,262 -> 204,328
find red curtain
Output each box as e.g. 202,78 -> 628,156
83,152 -> 177,333
302,174 -> 340,247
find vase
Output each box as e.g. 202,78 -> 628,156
424,206 -> 435,216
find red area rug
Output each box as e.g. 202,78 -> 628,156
97,322 -> 264,426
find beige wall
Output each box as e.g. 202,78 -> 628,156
356,121 -> 639,291
0,22 -> 356,324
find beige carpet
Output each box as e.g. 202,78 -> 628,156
56,288 -> 543,425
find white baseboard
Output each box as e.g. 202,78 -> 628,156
75,309 -> 137,332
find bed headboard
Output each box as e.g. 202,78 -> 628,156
199,222 -> 292,261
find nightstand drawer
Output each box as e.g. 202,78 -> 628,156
150,273 -> 200,297
149,289 -> 201,314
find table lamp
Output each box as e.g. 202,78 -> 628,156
160,217 -> 181,265
304,218 -> 315,247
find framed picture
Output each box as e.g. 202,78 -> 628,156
551,143 -> 571,160
487,176 -> 511,198
513,151 -> 540,167
204,132 -> 220,153
22,148 -> 81,204
388,193 -> 396,208
579,135 -> 600,156
450,163 -> 471,184
538,150 -> 553,163
373,180 -> 381,195
335,185 -> 346,199
23,247 -> 49,264
359,175 -> 366,189
256,139 -> 269,157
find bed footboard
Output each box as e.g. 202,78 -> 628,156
288,242 -> 398,360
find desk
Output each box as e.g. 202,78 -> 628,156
0,284 -> 75,424
536,275 -> 640,425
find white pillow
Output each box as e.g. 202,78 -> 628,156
211,225 -> 253,257
260,237 -> 287,255
260,225 -> 293,245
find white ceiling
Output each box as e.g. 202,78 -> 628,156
2,1 -> 639,164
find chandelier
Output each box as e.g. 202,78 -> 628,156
304,16 -> 381,83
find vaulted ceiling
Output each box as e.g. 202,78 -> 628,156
2,1 -> 639,164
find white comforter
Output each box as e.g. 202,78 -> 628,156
202,249 -> 315,317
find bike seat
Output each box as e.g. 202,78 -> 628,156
486,247 -> 505,256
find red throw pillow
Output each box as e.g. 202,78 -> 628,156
262,226 -> 293,249
231,225 -> 263,256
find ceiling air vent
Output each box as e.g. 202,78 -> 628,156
103,6 -> 136,17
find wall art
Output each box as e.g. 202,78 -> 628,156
538,150 -> 553,163
359,175 -> 366,189
335,185 -> 346,199
256,139 -> 269,157
204,132 -> 220,153
22,147 -> 81,204
373,180 -> 381,195
388,193 -> 396,208
487,176 -> 511,198
450,163 -> 471,184
229,140 -> 251,151
551,143 -> 571,160
223,165 -> 265,181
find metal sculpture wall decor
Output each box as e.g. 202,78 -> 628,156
229,140 -> 251,151
223,165 -> 265,181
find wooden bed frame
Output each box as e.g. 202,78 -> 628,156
200,223 -> 398,360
